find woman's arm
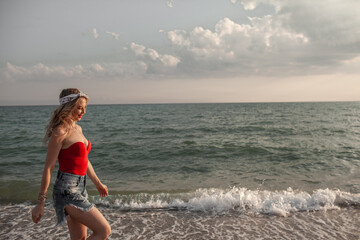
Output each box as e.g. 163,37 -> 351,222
87,161 -> 108,197
31,130 -> 64,223
79,125 -> 107,197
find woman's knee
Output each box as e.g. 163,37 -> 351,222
94,221 -> 111,239
102,222 -> 111,238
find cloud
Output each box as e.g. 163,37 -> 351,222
106,31 -> 120,40
278,1 -> 360,46
234,0 -> 360,46
1,62 -> 85,83
0,62 -> 150,83
130,42 -> 146,56
129,42 -> 180,67
92,28 -> 99,39
166,0 -> 174,8
230,0 -> 284,11
164,0 -> 360,77
90,63 -> 104,72
167,16 -> 309,76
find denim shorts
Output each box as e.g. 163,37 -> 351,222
52,171 -> 94,226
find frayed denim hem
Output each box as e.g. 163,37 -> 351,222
54,203 -> 95,227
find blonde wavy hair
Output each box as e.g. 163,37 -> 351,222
43,88 -> 89,144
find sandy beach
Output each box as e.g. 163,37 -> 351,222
1,204 -> 359,240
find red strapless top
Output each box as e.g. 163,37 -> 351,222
58,140 -> 91,176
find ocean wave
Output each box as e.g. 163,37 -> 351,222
91,187 -> 360,217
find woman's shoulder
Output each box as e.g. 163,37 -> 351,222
76,124 -> 83,132
52,125 -> 68,137
48,125 -> 68,145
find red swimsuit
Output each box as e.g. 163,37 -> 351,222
58,141 -> 91,176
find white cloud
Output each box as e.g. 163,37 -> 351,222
167,30 -> 191,47
167,16 -> 308,72
166,0 -> 174,8
235,0 -> 360,45
92,28 -> 99,39
165,0 -> 360,77
278,1 -> 360,46
159,55 -> 181,67
231,0 -> 284,12
146,48 -> 160,61
91,64 -> 104,72
129,42 -> 180,67
1,62 -> 85,83
215,17 -> 247,37
1,62 -> 150,83
130,42 -> 146,56
106,31 -> 120,40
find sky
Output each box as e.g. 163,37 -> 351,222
0,0 -> 360,105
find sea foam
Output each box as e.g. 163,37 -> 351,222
92,187 -> 360,217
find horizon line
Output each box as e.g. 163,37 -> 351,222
1,100 -> 359,107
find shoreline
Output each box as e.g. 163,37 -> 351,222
1,100 -> 360,107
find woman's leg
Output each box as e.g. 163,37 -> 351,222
67,215 -> 87,240
65,205 -> 111,240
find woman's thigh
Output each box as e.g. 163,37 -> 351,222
67,215 -> 87,240
65,205 -> 110,235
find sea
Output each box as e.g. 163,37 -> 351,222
0,102 -> 360,239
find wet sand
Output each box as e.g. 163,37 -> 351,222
1,204 -> 359,240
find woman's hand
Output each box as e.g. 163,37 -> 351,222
96,182 -> 109,197
31,202 -> 45,223
87,161 -> 108,197
32,130 -> 63,224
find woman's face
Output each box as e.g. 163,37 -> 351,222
71,97 -> 87,122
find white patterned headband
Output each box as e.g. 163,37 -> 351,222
59,92 -> 89,105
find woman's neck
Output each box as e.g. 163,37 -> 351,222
69,120 -> 77,129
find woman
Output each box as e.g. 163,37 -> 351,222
32,88 -> 111,240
